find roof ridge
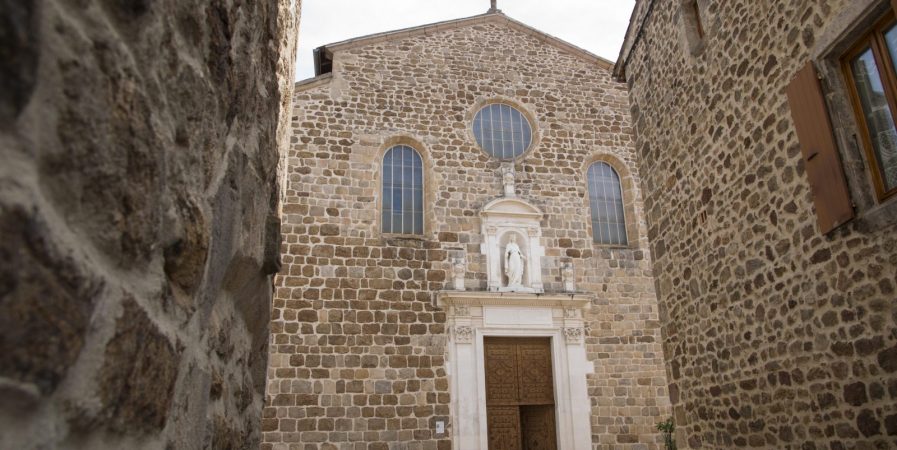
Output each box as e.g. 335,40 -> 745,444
323,12 -> 494,50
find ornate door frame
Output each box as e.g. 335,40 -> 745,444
437,292 -> 594,450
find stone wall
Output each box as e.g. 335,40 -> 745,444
0,0 -> 298,448
265,14 -> 670,449
620,0 -> 897,447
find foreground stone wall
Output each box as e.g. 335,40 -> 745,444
0,0 -> 298,448
265,15 -> 670,449
621,0 -> 897,447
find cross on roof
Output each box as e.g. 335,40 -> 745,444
489,0 -> 498,13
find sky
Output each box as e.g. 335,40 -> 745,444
295,0 -> 636,80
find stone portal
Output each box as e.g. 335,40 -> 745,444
438,291 -> 593,450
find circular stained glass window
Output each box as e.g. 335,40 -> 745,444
472,103 -> 533,160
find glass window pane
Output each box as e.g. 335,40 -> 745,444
381,145 -> 424,235
588,162 -> 628,245
392,213 -> 403,233
393,189 -> 403,211
383,187 -> 392,212
851,46 -> 897,192
401,211 -> 414,234
884,23 -> 897,79
473,103 -> 533,160
879,25 -> 897,191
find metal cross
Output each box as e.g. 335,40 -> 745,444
489,0 -> 497,12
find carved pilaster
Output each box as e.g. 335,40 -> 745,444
454,326 -> 474,344
527,225 -> 539,237
563,327 -> 584,344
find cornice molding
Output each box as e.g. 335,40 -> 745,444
436,290 -> 593,309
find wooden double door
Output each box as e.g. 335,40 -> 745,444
484,337 -> 558,450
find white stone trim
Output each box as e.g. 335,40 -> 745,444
439,291 -> 593,450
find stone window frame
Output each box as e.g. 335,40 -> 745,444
374,135 -> 437,240
581,154 -> 639,249
812,0 -> 897,228
465,96 -> 541,163
679,0 -> 711,58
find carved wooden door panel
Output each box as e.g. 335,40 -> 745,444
487,406 -> 522,450
517,342 -> 554,405
485,341 -> 520,405
520,405 -> 557,450
484,337 -> 557,450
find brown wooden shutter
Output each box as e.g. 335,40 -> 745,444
786,62 -> 854,234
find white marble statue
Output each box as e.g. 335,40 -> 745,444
562,262 -> 575,293
452,257 -> 466,291
501,165 -> 516,198
504,234 -> 525,288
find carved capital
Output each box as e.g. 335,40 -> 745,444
527,226 -> 539,237
454,326 -> 474,344
486,225 -> 498,235
563,327 -> 584,344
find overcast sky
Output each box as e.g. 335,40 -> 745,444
295,0 -> 636,80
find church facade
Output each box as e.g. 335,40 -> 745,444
264,10 -> 669,450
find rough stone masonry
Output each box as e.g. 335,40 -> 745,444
0,0 -> 299,448
618,0 -> 897,448
265,12 -> 670,450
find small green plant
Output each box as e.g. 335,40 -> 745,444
656,417 -> 677,450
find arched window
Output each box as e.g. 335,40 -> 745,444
382,145 -> 424,235
587,162 -> 628,246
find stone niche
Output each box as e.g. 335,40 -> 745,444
479,197 -> 545,293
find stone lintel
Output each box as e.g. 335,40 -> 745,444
436,290 -> 593,309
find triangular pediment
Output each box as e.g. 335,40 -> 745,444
480,197 -> 543,218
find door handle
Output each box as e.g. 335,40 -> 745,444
806,150 -> 819,161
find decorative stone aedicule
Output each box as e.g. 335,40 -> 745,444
480,197 -> 545,293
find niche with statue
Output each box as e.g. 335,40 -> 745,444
479,196 -> 545,293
